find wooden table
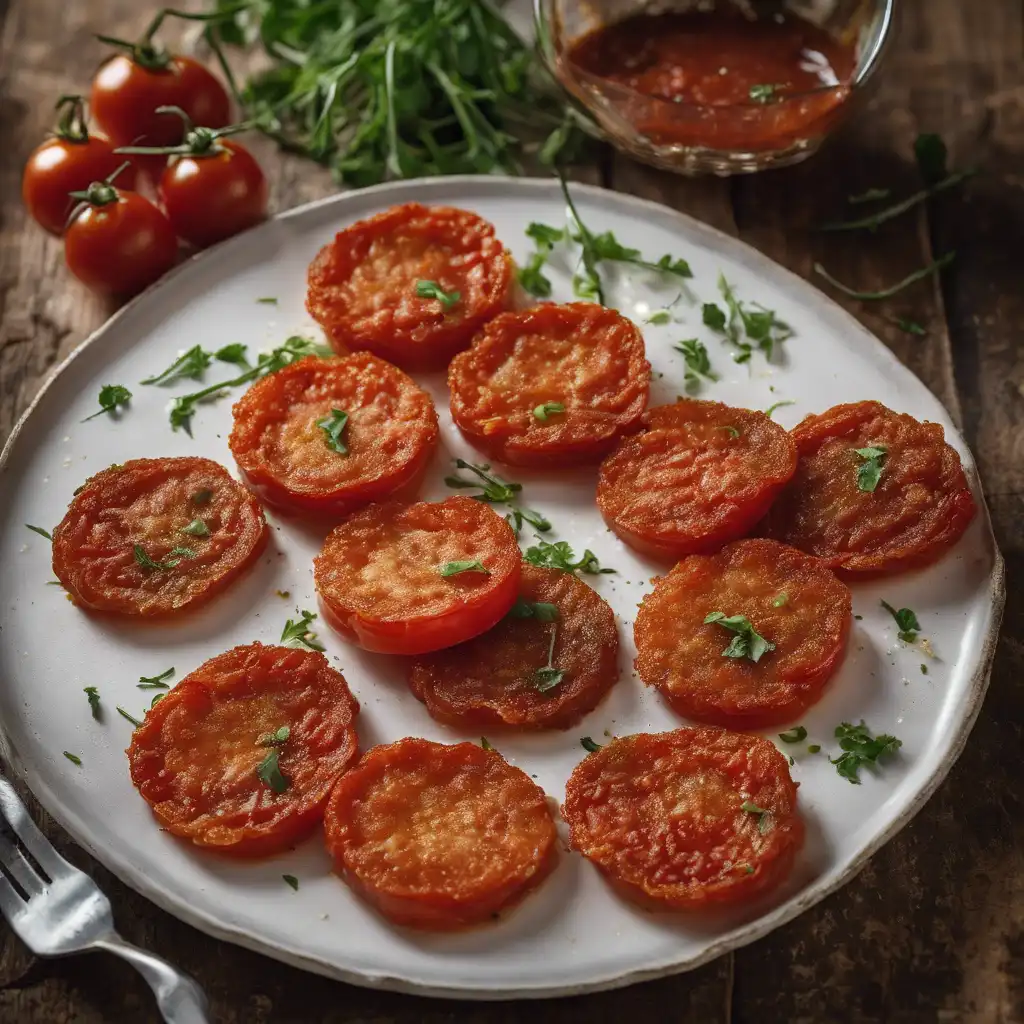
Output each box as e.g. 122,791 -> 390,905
1,1 -> 1021,1020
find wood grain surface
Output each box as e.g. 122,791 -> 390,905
1,1 -> 1022,1021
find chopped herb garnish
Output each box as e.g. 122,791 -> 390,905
116,706 -> 142,728
256,749 -> 289,793
84,686 -> 101,719
508,598 -> 559,622
133,545 -> 194,571
257,297 -> 278,305
140,345 -> 212,386
191,489 -> 213,505
149,693 -> 165,709
703,303 -> 727,331
415,280 -> 460,308
765,400 -> 795,419
275,590 -> 291,599
778,726 -> 807,743
830,721 -> 902,783
646,309 -> 672,325
63,752 -> 82,766
282,874 -> 299,890
440,560 -> 490,577
445,459 -> 550,536
517,222 -> 564,298
281,610 -> 325,652
480,737 -> 494,751
83,384 -> 132,421
880,600 -> 921,643
814,252 -> 955,301
580,736 -> 603,753
715,274 -> 792,362
257,725 -> 291,747
748,83 -> 784,104
169,336 -> 332,434
533,401 -> 566,422
675,338 -> 718,391
891,317 -> 927,336
704,612 -> 775,663
25,524 -> 52,541
138,667 -> 174,689
316,409 -> 350,455
807,744 -> 821,754
740,800 -> 772,833
742,864 -> 756,874
921,663 -> 929,675
524,539 -> 614,575
772,592 -> 789,608
854,445 -> 888,492
848,187 -> 892,205
180,518 -> 211,538
534,625 -> 565,692
215,343 -> 251,368
719,425 -> 741,439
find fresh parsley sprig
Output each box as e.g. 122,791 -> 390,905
281,610 -> 325,652
440,560 -> 490,577
854,445 -> 888,492
675,339 -> 718,392
83,384 -> 132,422
140,343 -> 251,386
517,222 -> 564,297
880,600 -> 921,643
829,721 -> 902,783
534,624 -> 565,692
710,274 -> 793,363
138,667 -> 174,690
445,459 -> 551,536
133,545 -> 194,571
524,539 -> 614,576
704,612 -> 775,663
256,748 -> 289,793
580,736 -> 603,753
317,409 -> 350,455
415,280 -> 460,308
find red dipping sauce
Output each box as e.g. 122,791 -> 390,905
568,10 -> 857,152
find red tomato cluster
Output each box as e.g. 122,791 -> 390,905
22,22 -> 267,298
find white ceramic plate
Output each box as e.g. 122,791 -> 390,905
0,178 -> 1004,999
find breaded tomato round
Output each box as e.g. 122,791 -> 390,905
448,303 -> 650,467
563,727 -> 803,909
306,203 -> 512,370
314,496 -> 521,655
597,399 -> 797,560
128,643 -> 360,857
634,539 -> 851,728
52,457 -> 267,617
228,353 -> 439,516
408,564 -> 619,730
324,738 -> 557,929
764,400 -> 977,574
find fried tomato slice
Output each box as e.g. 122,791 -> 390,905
228,353 -> 439,516
52,457 -> 267,616
314,496 -> 521,654
323,738 -> 557,929
448,303 -> 650,467
634,538 -> 851,728
763,400 -> 977,574
596,399 -> 797,560
306,203 -> 512,370
407,563 -> 619,730
563,727 -> 803,909
128,643 -> 359,857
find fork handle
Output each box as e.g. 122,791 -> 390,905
93,933 -> 210,1024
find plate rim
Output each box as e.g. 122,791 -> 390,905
0,175 -> 1006,1000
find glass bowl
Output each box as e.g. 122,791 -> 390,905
535,0 -> 896,175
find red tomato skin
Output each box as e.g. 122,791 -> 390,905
159,140 -> 268,249
90,54 -> 231,147
64,192 -> 178,297
22,136 -> 138,236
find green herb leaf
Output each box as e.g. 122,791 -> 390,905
149,693 -> 165,709
257,725 -> 291,747
133,544 -> 195,571
559,174 -> 605,305
765,400 -> 795,419
807,744 -> 821,754
445,460 -> 551,536
740,800 -> 772,833
282,874 -> 299,891
508,598 -> 559,622
25,524 -> 52,541
829,721 -> 902,783
772,592 -> 789,608
716,274 -> 792,361
749,83 -> 784,104
215,343 -> 251,368
84,384 -> 132,421
880,600 -> 921,642
719,425 -> 741,439
84,686 -> 101,720
778,726 -> 808,743
140,345 -> 212,386
854,445 -> 888,492
533,401 -> 565,422
440,560 -> 490,577
180,518 -> 211,538
191,489 -> 214,505
703,303 -> 727,331
281,610 -> 325,652
533,624 -> 565,692
704,611 -> 775,663
517,223 -> 565,298
580,736 -> 603,753
257,297 -> 278,305
116,706 -> 142,728
675,338 -> 718,391
138,667 -> 174,689
63,751 -> 82,766
256,748 -> 289,793
646,309 -> 672,325
480,737 -> 494,751
416,280 -> 460,308
316,409 -> 350,455
524,539 -> 614,575
814,252 -> 956,300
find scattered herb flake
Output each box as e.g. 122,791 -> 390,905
524,539 -> 614,576
765,400 -> 795,419
133,544 -> 194,571
83,384 -> 132,422
316,409 -> 350,455
508,598 -> 560,622
25,524 -> 52,541
282,874 -> 299,891
880,600 -> 921,643
772,592 -> 789,608
675,338 -> 718,391
921,663 -> 928,675
180,518 -> 211,538
854,445 -> 888,492
748,83 -> 784,104
580,736 -> 603,753
517,222 -> 564,298
281,610 -> 325,652
215,343 -> 251,368
533,401 -> 566,422
84,686 -> 101,719
191,489 -> 214,505
740,800 -> 772,833
702,303 -> 727,332
257,725 -> 291,747
646,309 -> 672,325
778,726 -> 808,743
719,425 -> 741,439
116,706 -> 142,728
140,345 -> 212,386
257,297 -> 278,305
63,752 -> 82,766
480,737 -> 494,751
445,459 -> 550,536
807,744 -> 821,754
704,611 -> 775,663
829,721 -> 902,783
440,560 -> 490,577
138,667 -> 174,690
275,590 -> 291,599
415,280 -> 460,308
256,749 -> 289,793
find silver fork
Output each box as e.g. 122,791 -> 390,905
0,773 -> 209,1023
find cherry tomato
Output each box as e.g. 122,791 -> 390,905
22,96 -> 138,236
158,139 -> 268,248
64,181 -> 178,297
91,52 -> 230,148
